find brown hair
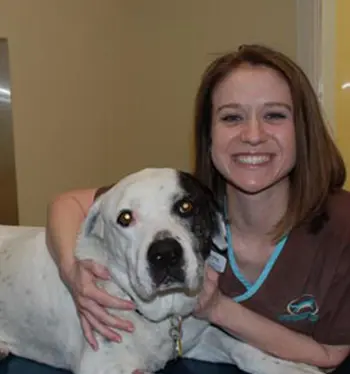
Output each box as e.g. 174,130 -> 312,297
194,44 -> 346,241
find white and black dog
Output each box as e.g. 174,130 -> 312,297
0,168 -> 226,374
0,168 -> 322,374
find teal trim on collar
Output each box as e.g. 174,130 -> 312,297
224,197 -> 288,302
232,235 -> 287,302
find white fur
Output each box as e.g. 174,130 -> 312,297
0,168 -> 323,374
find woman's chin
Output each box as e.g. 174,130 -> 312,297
227,176 -> 289,196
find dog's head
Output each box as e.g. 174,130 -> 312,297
79,168 -> 226,303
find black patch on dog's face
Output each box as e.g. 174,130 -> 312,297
174,171 -> 224,259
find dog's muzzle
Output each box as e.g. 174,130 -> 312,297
147,238 -> 185,287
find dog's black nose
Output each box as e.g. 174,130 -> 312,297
147,238 -> 183,269
147,238 -> 185,286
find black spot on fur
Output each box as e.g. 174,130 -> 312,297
175,171 -> 223,259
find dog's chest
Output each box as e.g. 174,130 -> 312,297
121,314 -> 180,371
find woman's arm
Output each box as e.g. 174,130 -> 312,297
214,296 -> 349,368
46,188 -> 97,273
196,266 -> 350,369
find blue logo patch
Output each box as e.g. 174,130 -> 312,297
278,294 -> 319,323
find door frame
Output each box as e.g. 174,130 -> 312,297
296,0 -> 336,131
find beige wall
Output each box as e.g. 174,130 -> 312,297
0,0 -> 297,226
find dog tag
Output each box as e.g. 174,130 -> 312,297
169,315 -> 183,357
207,249 -> 227,273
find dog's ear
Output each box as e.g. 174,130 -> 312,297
211,211 -> 227,252
80,198 -> 105,240
202,191 -> 227,252
197,193 -> 227,260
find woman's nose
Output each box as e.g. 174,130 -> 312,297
240,117 -> 267,145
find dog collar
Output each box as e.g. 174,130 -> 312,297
169,315 -> 183,358
134,308 -> 183,358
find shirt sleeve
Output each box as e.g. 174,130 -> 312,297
313,244 -> 350,345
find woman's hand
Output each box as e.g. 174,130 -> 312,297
193,265 -> 223,322
61,259 -> 136,350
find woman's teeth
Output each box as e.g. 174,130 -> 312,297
235,155 -> 271,165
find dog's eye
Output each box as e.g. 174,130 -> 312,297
117,210 -> 133,227
176,199 -> 193,217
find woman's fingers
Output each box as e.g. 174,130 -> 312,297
79,297 -> 134,331
77,261 -> 135,310
81,315 -> 98,350
204,263 -> 219,283
78,281 -> 135,310
80,259 -> 111,280
82,309 -> 122,343
66,259 -> 137,345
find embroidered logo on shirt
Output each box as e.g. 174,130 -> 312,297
278,294 -> 319,323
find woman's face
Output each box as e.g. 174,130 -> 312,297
210,64 -> 296,195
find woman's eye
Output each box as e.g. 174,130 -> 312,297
220,114 -> 243,123
264,112 -> 287,121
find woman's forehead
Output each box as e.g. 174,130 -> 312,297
212,65 -> 292,108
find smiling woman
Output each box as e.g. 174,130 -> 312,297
192,44 -> 350,372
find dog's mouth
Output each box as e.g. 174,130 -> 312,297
151,267 -> 186,288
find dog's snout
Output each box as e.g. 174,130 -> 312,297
147,238 -> 183,269
147,238 -> 186,287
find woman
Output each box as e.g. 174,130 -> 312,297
3,44 -> 350,374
